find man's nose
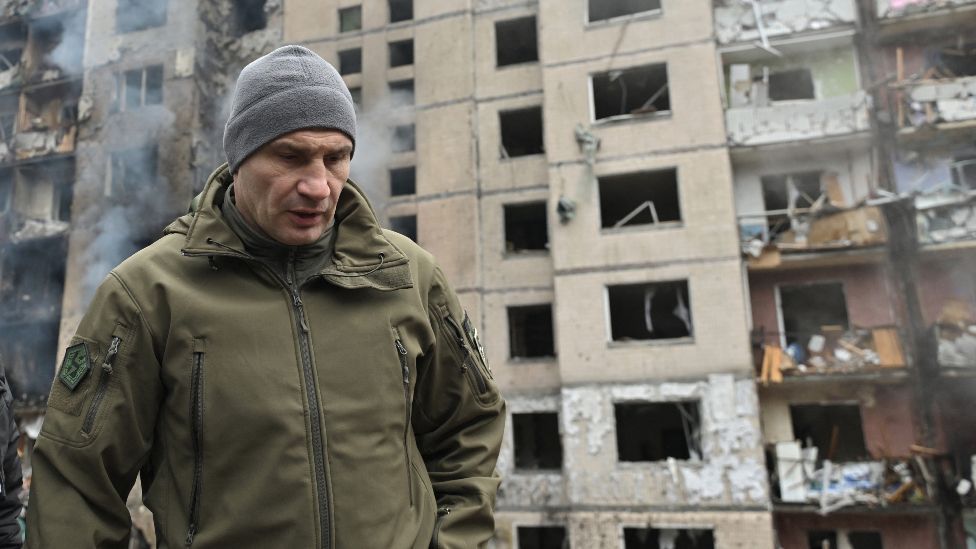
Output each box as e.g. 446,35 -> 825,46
296,163 -> 331,201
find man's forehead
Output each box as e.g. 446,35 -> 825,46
269,130 -> 353,150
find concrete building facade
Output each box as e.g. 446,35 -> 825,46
1,0 -> 975,547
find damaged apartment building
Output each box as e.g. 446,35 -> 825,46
3,0 -> 976,548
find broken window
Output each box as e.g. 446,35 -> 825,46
790,404 -> 868,462
778,282 -> 849,348
27,16 -> 81,79
499,106 -> 544,158
389,214 -> 417,241
768,68 -> 815,102
392,124 -> 415,153
109,146 -> 157,197
761,171 -> 822,233
0,320 -> 60,400
936,40 -> 976,78
338,48 -> 362,75
116,0 -> 168,34
512,412 -> 562,470
116,65 -> 164,111
0,237 -> 67,318
624,528 -> 714,549
504,202 -> 548,253
508,304 -> 555,359
495,16 -> 537,67
339,6 -> 362,33
599,168 -> 680,229
615,401 -> 702,461
808,531 -> 837,549
951,155 -> 976,190
390,166 -> 415,196
592,64 -> 669,121
232,0 -> 267,36
847,532 -> 883,549
0,20 -> 26,74
21,159 -> 74,222
389,79 -> 414,107
589,0 -> 661,23
388,0 -> 413,23
517,526 -> 568,549
0,94 -> 17,144
608,280 -> 692,341
807,530 -> 881,549
389,39 -> 413,67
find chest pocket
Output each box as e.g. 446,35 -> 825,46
436,306 -> 494,402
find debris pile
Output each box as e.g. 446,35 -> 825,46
774,441 -> 934,513
935,300 -> 976,367
758,326 -> 906,381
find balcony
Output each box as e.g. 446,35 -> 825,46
916,191 -> 976,246
726,91 -> 871,148
893,76 -> 976,130
714,0 -> 857,46
877,0 -> 976,19
756,326 -> 907,383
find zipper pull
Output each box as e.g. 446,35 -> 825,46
396,339 -> 409,383
184,524 -> 197,546
437,507 -> 451,517
102,336 -> 121,374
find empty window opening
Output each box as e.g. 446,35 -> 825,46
512,412 -> 562,470
389,39 -> 413,67
0,95 -> 17,143
388,0 -> 413,23
608,280 -> 692,341
935,41 -> 976,78
847,532 -> 883,549
599,169 -> 680,229
951,155 -> 976,190
117,65 -> 163,112
21,160 -> 74,222
616,401 -> 701,462
0,21 -> 26,72
28,17 -> 82,78
338,48 -> 362,75
504,202 -> 548,253
790,404 -> 868,462
18,81 -> 82,144
0,48 -> 22,71
499,106 -> 544,158
495,16 -> 537,67
116,0 -> 168,33
592,64 -> 669,121
389,214 -> 416,241
508,304 -> 555,359
589,0 -> 661,22
392,124 -> 415,152
761,171 -> 822,234
389,79 -> 414,107
778,282 -> 848,348
807,530 -> 879,549
348,86 -> 362,110
768,68 -> 815,102
232,0 -> 267,35
517,526 -> 568,549
624,528 -> 714,549
0,237 -> 67,317
808,531 -> 837,549
339,6 -> 362,33
390,166 -> 416,196
109,146 -> 157,197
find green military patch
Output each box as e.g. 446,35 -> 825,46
59,342 -> 92,391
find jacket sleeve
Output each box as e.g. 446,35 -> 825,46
26,272 -> 163,549
0,374 -> 23,549
414,266 -> 506,549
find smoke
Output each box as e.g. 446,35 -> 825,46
349,85 -> 417,213
45,7 -> 86,77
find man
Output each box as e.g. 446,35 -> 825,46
27,45 -> 505,548
0,362 -> 23,548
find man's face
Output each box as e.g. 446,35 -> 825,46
234,129 -> 353,246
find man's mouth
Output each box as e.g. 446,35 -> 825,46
288,210 -> 325,226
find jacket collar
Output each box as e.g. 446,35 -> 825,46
167,164 -> 413,291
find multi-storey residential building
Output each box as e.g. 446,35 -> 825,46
1,0 -> 975,547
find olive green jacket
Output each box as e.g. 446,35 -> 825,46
26,165 -> 505,548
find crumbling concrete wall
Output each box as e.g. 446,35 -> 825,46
907,76 -> 976,125
714,0 -> 857,45
496,393 -> 568,508
725,91 -> 871,147
537,375 -> 770,506
493,510 -> 776,549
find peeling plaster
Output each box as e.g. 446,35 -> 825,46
715,0 -> 856,45
725,91 -> 871,147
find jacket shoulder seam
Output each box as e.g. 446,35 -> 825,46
109,271 -> 158,344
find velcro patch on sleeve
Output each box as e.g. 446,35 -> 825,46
59,342 -> 92,391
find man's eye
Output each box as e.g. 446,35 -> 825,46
279,153 -> 298,161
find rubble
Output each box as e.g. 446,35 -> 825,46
714,0 -> 856,45
725,91 -> 872,147
758,326 -> 906,381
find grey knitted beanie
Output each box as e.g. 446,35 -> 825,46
223,45 -> 357,173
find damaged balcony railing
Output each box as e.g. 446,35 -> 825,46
725,91 -> 871,147
893,75 -> 976,129
713,0 -> 857,46
877,0 -> 976,18
0,0 -> 84,20
755,326 -> 907,382
934,299 -> 976,368
916,188 -> 976,245
773,441 -> 938,513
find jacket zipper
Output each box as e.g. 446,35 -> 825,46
431,506 -> 451,548
185,348 -> 205,547
443,314 -> 487,394
82,336 -> 121,435
395,335 -> 413,507
287,256 -> 331,549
